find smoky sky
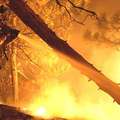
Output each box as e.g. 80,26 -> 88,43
89,0 -> 120,15
75,0 -> 120,46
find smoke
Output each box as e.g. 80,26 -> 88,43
81,0 -> 120,45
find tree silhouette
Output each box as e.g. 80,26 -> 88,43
5,0 -> 120,105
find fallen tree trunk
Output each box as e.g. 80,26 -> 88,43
8,0 -> 120,104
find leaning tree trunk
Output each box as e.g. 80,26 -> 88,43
7,0 -> 120,104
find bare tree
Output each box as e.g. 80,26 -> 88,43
2,0 -> 119,105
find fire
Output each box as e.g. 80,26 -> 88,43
0,0 -> 120,119
18,34 -> 120,120
27,80 -> 79,118
32,106 -> 48,117
26,79 -> 120,120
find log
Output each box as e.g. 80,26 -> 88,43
8,0 -> 120,104
0,104 -> 68,120
0,104 -> 33,120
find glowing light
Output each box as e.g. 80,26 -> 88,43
27,103 -> 50,118
33,107 -> 47,117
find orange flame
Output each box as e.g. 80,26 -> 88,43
18,34 -> 120,120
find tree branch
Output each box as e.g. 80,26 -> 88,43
8,0 -> 120,105
55,0 -> 83,24
67,0 -> 97,16
56,0 -> 99,23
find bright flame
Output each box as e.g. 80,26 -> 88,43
18,34 -> 120,120
27,80 -> 79,118
33,107 -> 47,117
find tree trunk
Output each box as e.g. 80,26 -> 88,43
8,0 -> 120,105
0,46 -> 14,104
11,43 -> 19,105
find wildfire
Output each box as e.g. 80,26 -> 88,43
26,80 -> 79,119
18,34 -> 120,120
25,78 -> 120,120
0,0 -> 120,120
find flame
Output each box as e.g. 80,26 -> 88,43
26,78 -> 120,120
18,34 -> 120,120
27,80 -> 79,118
33,107 -> 48,117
